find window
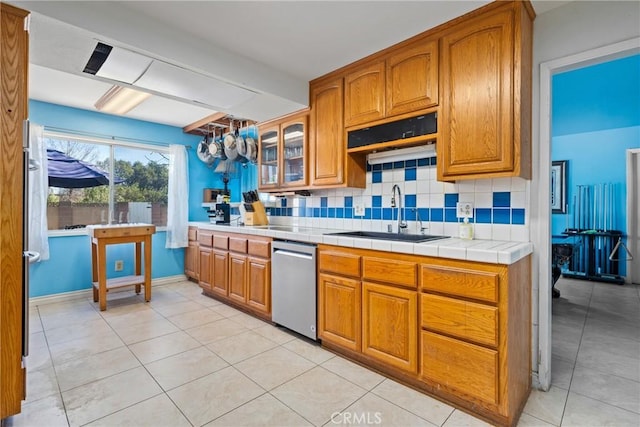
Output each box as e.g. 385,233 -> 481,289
45,133 -> 169,230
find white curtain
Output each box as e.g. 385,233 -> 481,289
28,123 -> 50,261
165,144 -> 189,248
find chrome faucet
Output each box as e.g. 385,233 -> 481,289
391,184 -> 407,233
414,208 -> 428,235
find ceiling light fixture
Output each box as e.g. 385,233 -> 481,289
94,85 -> 151,115
367,144 -> 436,165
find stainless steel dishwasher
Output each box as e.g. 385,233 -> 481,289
271,240 -> 317,340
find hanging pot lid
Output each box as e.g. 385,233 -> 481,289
237,128 -> 248,157
243,124 -> 256,161
245,135 -> 258,164
224,120 -> 237,150
208,128 -> 225,158
197,136 -> 215,165
224,143 -> 239,161
235,120 -> 245,155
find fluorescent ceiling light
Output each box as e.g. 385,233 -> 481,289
85,43 -> 256,111
94,85 -> 151,114
367,144 -> 436,165
135,60 -> 256,109
94,46 -> 152,84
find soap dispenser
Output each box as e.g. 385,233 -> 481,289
459,217 -> 474,240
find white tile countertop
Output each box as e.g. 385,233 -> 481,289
191,222 -> 532,265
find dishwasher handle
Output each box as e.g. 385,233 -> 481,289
273,248 -> 314,260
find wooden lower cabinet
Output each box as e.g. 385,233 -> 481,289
421,330 -> 499,405
362,282 -> 417,373
185,227 -> 199,280
198,247 -> 212,291
247,257 -> 271,314
318,244 -> 531,427
421,293 -> 498,347
185,240 -> 199,280
196,229 -> 272,319
211,249 -> 229,297
318,273 -> 361,351
228,253 -> 247,303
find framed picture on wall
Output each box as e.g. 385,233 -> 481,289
551,160 -> 567,214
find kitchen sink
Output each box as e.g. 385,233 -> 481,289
325,230 -> 448,243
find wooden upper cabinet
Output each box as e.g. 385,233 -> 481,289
344,38 -> 438,129
386,39 -> 438,117
344,61 -> 386,127
259,124 -> 280,189
281,117 -> 307,187
258,110 -> 308,191
438,3 -> 532,181
309,77 -> 345,186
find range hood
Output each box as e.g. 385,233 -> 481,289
347,112 -> 437,154
367,144 -> 436,165
83,42 -> 257,110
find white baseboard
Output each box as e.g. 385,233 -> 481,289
29,274 -> 188,307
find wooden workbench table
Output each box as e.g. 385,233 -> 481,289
87,224 -> 156,311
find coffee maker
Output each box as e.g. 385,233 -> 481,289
214,203 -> 230,224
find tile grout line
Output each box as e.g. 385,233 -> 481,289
561,279 -> 640,417
265,364 -> 368,427
557,278 -> 595,426
27,306 -> 73,427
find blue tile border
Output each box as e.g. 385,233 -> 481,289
264,158 -> 525,226
269,200 -> 526,226
493,208 -> 510,224
269,198 -> 526,226
512,208 -> 525,225
476,208 -> 492,224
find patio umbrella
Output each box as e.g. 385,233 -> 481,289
47,149 -> 124,188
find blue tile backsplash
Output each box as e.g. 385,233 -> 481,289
265,156 -> 529,242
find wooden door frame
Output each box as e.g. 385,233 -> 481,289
533,37 -> 640,390
627,148 -> 640,285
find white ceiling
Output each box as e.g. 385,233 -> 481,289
12,1 -> 570,129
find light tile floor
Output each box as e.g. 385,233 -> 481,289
523,277 -> 640,427
4,277 -> 639,427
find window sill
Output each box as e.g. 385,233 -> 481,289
48,226 -> 167,238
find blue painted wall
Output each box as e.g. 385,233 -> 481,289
551,54 -> 640,235
552,55 -> 640,137
28,100 -> 244,297
551,55 -> 640,277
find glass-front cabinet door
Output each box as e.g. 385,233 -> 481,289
258,110 -> 308,191
259,126 -> 279,188
281,117 -> 307,187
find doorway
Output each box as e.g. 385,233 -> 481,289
535,37 -> 640,391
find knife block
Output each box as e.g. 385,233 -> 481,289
244,201 -> 269,226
